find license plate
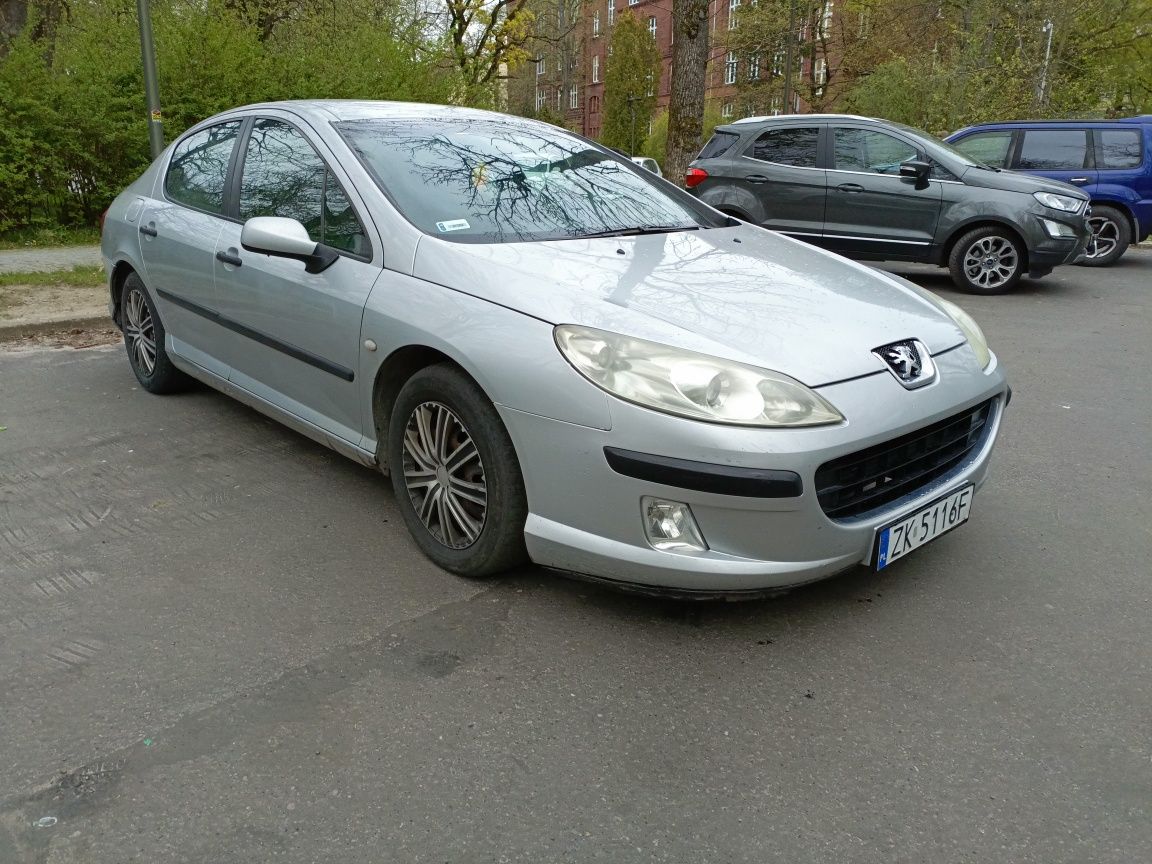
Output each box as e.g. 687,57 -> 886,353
875,485 -> 974,570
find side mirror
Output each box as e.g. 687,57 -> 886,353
899,159 -> 932,190
240,216 -> 338,274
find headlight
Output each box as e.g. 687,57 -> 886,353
554,325 -> 843,427
937,299 -> 992,370
1033,191 -> 1082,212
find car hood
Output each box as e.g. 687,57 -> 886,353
959,164 -> 1088,198
411,226 -> 966,387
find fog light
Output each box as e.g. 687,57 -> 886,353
642,497 -> 707,553
1039,217 -> 1077,239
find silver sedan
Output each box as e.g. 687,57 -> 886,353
101,101 -> 1009,597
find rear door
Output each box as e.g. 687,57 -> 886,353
736,125 -> 826,237
212,116 -> 379,446
822,124 -> 942,258
1010,128 -> 1097,191
137,120 -> 243,378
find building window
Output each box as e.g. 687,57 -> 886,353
645,71 -> 654,97
590,95 -> 601,114
628,0 -> 638,6
772,49 -> 784,76
722,102 -> 734,118
729,0 -> 741,29
592,55 -> 600,83
608,2 -> 615,25
770,96 -> 782,116
819,1 -> 834,39
556,88 -> 562,111
648,16 -> 656,38
569,85 -> 579,109
537,58 -> 545,76
536,88 -> 545,110
593,11 -> 600,36
858,8 -> 871,38
724,52 -> 738,85
814,57 -> 828,86
748,53 -> 761,80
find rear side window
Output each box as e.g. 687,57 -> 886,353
747,127 -> 820,167
698,131 -> 739,160
165,121 -> 242,214
1096,129 -> 1143,169
239,119 -> 368,256
952,130 -> 1013,167
1016,130 -> 1090,170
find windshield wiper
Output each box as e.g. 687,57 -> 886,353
577,224 -> 702,239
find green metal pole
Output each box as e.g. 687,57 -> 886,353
136,0 -> 164,158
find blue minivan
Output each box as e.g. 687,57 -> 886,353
947,117 -> 1151,265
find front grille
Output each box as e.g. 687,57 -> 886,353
815,399 -> 995,520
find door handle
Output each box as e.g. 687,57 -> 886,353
215,249 -> 243,267
139,224 -> 158,238
745,174 -> 770,184
1069,177 -> 1090,184
836,183 -> 864,193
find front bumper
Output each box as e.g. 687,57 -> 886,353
500,344 -> 1008,595
1027,209 -> 1092,270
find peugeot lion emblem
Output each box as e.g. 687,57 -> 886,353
873,339 -> 936,389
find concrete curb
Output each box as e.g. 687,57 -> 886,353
0,315 -> 116,342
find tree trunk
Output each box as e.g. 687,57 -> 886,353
665,0 -> 711,186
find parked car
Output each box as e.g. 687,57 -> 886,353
947,116 -> 1152,266
630,156 -> 663,177
686,114 -> 1091,294
102,101 -> 1008,597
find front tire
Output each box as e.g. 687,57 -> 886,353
121,273 -> 189,393
387,364 -> 528,578
1078,204 -> 1130,267
948,227 -> 1024,295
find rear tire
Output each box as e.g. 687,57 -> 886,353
121,273 -> 190,394
387,364 -> 528,578
1077,204 -> 1130,267
948,227 -> 1024,295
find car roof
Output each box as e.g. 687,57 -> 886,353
202,99 -> 531,126
723,113 -> 879,128
955,115 -> 1152,130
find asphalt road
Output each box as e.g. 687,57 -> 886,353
1,251 -> 1150,863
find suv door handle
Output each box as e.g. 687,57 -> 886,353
835,183 -> 864,193
745,174 -> 770,184
1069,177 -> 1090,184
139,224 -> 158,238
215,249 -> 243,267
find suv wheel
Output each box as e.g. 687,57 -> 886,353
1078,205 -> 1130,267
948,227 -> 1024,295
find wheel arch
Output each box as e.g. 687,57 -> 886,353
940,219 -> 1029,271
370,345 -> 487,467
108,259 -> 138,329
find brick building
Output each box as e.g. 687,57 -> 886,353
511,0 -> 842,144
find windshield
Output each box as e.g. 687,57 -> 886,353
892,122 -> 992,169
336,117 -> 717,243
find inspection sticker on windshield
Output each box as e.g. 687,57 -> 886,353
435,219 -> 470,233
875,485 -> 974,570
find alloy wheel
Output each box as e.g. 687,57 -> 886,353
124,287 -> 157,377
962,236 -> 1019,290
401,401 -> 488,549
1084,215 -> 1120,260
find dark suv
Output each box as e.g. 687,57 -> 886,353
687,114 -> 1092,294
947,117 -> 1152,266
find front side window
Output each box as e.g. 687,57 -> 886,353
165,121 -> 242,214
239,119 -> 367,256
1096,129 -> 1143,169
833,128 -> 917,174
951,130 -> 1013,167
1016,129 -> 1090,170
748,126 -> 820,167
337,117 -> 718,243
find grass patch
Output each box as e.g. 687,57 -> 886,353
0,265 -> 106,288
0,226 -> 101,250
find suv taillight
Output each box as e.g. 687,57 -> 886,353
685,167 -> 708,189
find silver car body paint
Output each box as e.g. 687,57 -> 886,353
102,101 -> 1008,593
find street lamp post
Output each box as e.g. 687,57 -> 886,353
1036,19 -> 1054,108
135,0 -> 164,158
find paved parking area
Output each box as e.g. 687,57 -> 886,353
1,252 -> 1149,862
